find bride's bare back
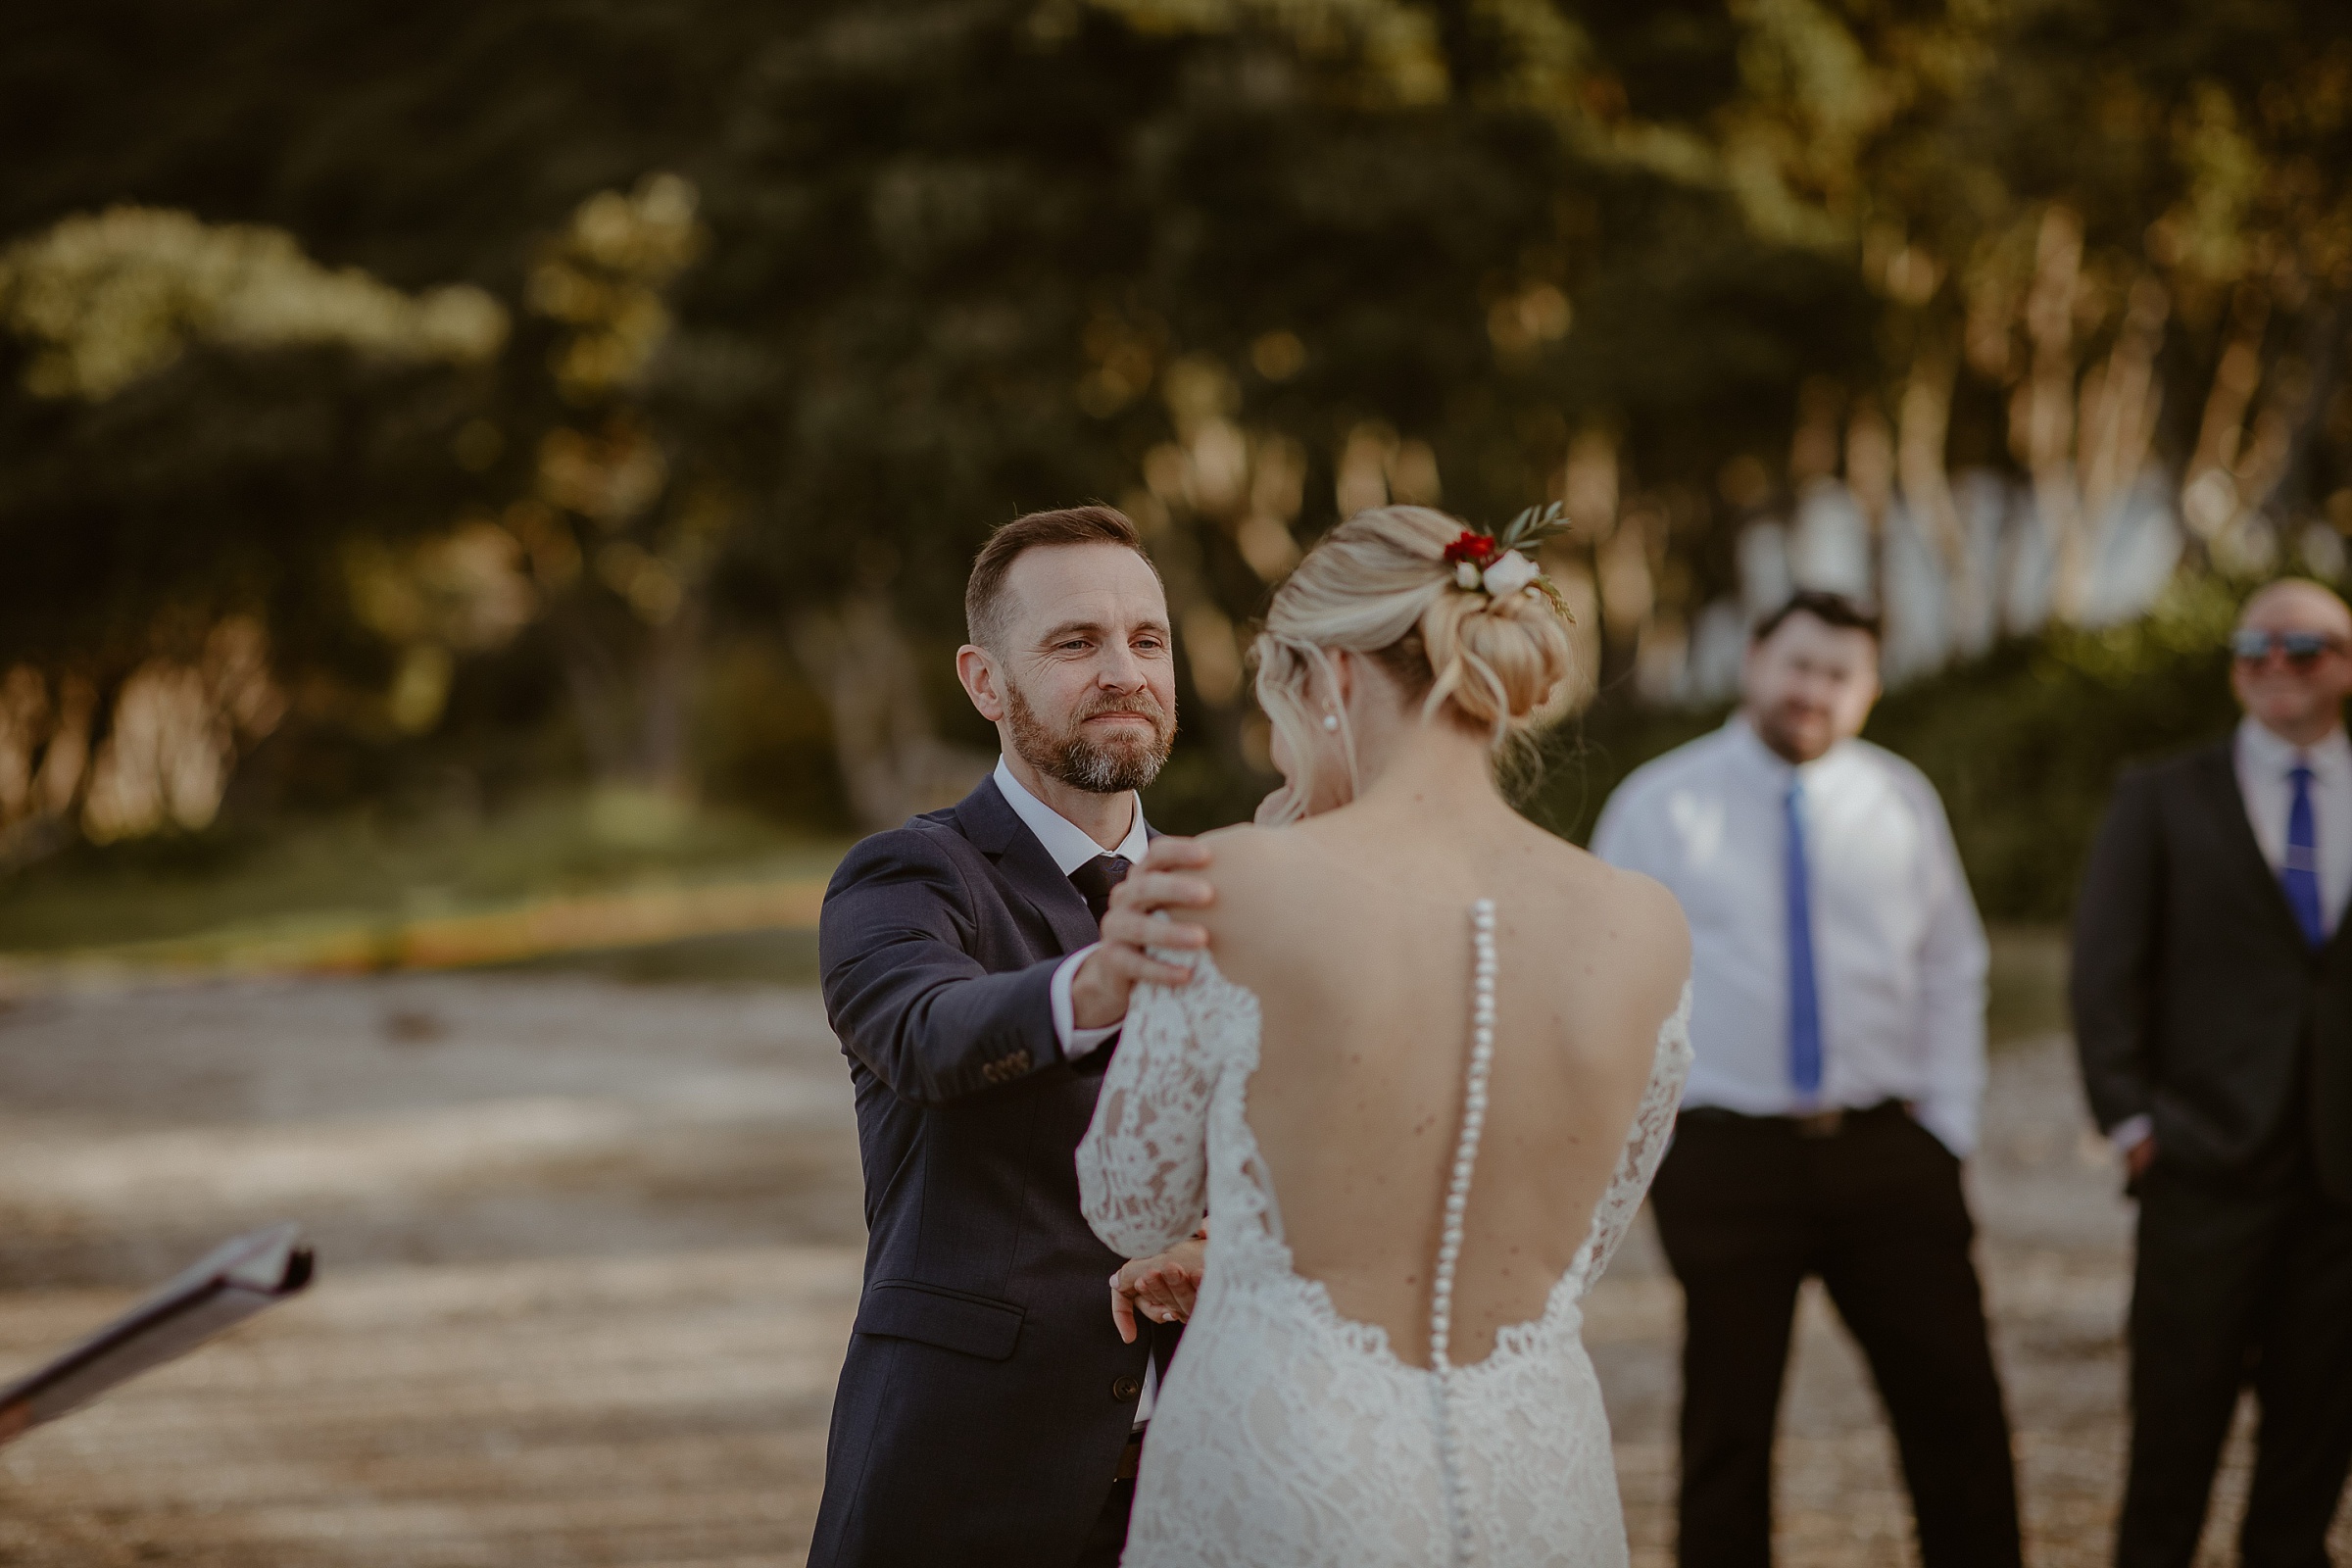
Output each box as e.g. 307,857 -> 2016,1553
1197,805 -> 1689,1367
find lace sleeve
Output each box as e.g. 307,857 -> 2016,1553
1579,982 -> 1693,1286
1077,953 -> 1218,1258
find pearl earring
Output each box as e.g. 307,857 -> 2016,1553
1322,713 -> 1341,732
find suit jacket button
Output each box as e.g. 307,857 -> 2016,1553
1111,1375 -> 1143,1402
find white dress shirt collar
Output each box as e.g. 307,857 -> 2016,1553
2236,715 -> 2352,784
992,756 -> 1149,874
2230,715 -> 2352,943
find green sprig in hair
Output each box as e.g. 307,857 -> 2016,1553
1440,501 -> 1575,621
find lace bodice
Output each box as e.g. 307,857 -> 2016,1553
1077,917 -> 1692,1568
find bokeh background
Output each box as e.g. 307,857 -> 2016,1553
1,2 -> 2348,1564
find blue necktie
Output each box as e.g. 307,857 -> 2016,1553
1785,778 -> 1825,1100
2284,764 -> 2326,948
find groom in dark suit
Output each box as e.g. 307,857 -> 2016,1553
2073,577 -> 2352,1568
808,505 -> 1208,1567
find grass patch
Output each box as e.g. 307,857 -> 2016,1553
1987,925 -> 2069,1046
487,927 -> 826,987
0,791 -> 849,956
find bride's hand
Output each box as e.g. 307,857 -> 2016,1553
1109,1234 -> 1207,1343
1069,837 -> 1215,1030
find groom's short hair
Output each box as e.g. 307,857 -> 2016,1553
965,505 -> 1156,650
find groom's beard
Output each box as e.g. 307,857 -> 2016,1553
1006,680 -> 1175,794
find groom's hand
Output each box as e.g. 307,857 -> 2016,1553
1069,837 -> 1215,1030
1109,1234 -> 1206,1343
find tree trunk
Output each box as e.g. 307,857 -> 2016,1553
547,583 -> 710,807
789,595 -> 990,833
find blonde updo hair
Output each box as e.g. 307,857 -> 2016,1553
1252,505 -> 1575,822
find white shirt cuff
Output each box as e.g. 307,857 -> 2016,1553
2110,1114 -> 2155,1157
1052,945 -> 1119,1059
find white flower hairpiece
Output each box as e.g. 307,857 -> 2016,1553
1480,551 -> 1542,597
1440,503 -> 1573,615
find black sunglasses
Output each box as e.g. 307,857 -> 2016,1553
2231,629 -> 2345,665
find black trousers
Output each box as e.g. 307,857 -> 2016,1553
1071,1476 -> 1133,1568
1648,1104 -> 2023,1568
2118,1151 -> 2352,1568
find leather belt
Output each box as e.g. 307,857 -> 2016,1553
1117,1425 -> 1147,1481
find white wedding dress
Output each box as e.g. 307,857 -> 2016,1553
1077,906 -> 1691,1568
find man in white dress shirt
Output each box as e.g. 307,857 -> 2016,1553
2072,578 -> 2352,1568
1592,590 -> 2023,1568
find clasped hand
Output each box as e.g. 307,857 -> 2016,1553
1068,836 -> 1216,1030
1110,1230 -> 1206,1343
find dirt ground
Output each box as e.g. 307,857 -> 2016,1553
0,972 -> 2341,1566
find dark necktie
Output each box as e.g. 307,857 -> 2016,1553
1068,853 -> 1132,929
2285,763 -> 2326,948
1785,778 -> 1825,1100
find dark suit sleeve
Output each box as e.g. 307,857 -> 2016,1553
2070,766 -> 2165,1133
818,828 -> 1067,1105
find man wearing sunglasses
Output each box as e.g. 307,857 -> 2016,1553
2073,577 -> 2352,1568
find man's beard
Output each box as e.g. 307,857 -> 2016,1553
1753,701 -> 1835,764
1006,681 -> 1176,794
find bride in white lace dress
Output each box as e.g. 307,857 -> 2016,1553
1077,504 -> 1691,1567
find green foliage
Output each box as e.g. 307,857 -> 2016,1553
1524,579 -> 2249,923
5,0 -> 2349,882
0,791 -> 839,955
691,639 -> 854,831
1868,579 -> 2244,921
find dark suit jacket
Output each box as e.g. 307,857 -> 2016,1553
2071,739 -> 2352,1201
808,776 -> 1177,1567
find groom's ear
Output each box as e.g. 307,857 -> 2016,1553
957,644 -> 1009,723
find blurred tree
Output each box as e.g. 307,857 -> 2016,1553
0,209 -> 508,864
8,0 -> 2344,889
669,0 -> 1869,826
1642,0 -> 2352,626
499,173 -> 726,825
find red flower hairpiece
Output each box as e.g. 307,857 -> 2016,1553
1438,506 -> 1575,621
1443,531 -> 1499,568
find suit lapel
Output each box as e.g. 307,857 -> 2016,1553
954,776 -> 1102,956
2188,743 -> 2313,954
